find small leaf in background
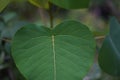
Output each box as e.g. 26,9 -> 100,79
98,17 -> 120,76
28,0 -> 49,9
1,21 -> 29,39
12,21 -> 95,80
0,0 -> 11,12
49,0 -> 90,9
2,12 -> 17,23
0,12 -> 29,39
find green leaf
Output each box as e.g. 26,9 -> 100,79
49,0 -> 90,9
98,17 -> 120,76
28,0 -> 49,9
12,21 -> 95,80
0,0 -> 11,12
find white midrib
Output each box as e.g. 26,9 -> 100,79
52,35 -> 56,80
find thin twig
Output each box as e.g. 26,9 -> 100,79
38,8 -> 48,26
8,68 -> 15,80
0,38 -> 11,42
95,36 -> 105,40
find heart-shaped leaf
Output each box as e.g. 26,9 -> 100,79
12,21 -> 95,80
98,17 -> 120,76
49,0 -> 90,9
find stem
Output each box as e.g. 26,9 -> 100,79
48,2 -> 54,28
